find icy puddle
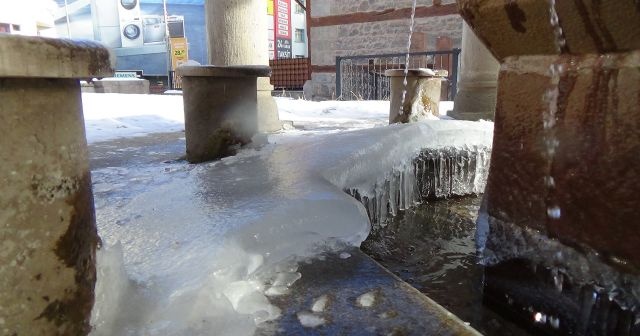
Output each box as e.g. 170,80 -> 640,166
362,197 -> 533,336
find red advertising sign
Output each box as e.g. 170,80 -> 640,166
274,0 -> 292,58
274,0 -> 291,38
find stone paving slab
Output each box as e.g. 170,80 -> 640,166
258,248 -> 481,336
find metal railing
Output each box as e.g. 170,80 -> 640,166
336,49 -> 460,101
169,71 -> 182,90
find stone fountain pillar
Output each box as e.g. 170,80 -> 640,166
459,0 -> 640,333
449,22 -> 500,121
205,0 -> 281,133
0,35 -> 113,335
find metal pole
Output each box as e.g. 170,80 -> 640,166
163,0 -> 171,87
64,0 -> 71,38
335,56 -> 342,99
450,48 -> 461,101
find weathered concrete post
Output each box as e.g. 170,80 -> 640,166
449,22 -> 500,121
0,35 -> 113,335
386,69 -> 443,123
178,65 -> 271,163
205,0 -> 281,132
458,0 -> 640,333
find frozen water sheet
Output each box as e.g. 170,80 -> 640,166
90,120 -> 493,335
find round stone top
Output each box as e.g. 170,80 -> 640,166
385,68 -> 436,77
0,35 -> 114,78
177,65 -> 272,78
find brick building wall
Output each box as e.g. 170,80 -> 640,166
306,0 -> 462,100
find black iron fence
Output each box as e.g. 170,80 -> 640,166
336,49 -> 460,101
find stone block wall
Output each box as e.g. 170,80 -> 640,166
311,0 -> 457,17
308,1 -> 462,100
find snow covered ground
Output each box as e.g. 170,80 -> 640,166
84,93 -> 492,335
82,93 -> 455,143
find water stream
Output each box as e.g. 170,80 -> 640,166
543,0 -> 567,223
398,0 -> 419,116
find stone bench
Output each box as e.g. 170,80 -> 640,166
0,34 -> 113,335
177,65 -> 272,163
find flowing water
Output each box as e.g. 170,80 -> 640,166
543,0 -> 567,222
362,197 -> 533,336
398,0 -> 419,116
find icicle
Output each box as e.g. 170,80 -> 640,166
350,146 -> 492,229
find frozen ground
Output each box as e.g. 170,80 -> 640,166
84,93 -> 492,335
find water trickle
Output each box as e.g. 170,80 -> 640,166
548,0 -> 567,53
398,0 -> 419,116
543,60 -> 564,222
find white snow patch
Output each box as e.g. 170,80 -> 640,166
357,291 -> 377,308
297,312 -> 326,328
82,93 -> 184,143
339,252 -> 352,259
311,295 -> 329,313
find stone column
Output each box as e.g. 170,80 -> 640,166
205,0 -> 281,132
449,22 -> 500,121
178,65 -> 271,163
0,34 -> 113,335
458,0 -> 640,333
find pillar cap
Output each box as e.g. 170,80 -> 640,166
177,65 -> 271,78
0,35 -> 114,79
385,68 -> 436,77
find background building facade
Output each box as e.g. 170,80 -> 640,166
51,0 -> 307,76
307,0 -> 463,100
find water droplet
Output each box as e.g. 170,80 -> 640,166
553,272 -> 563,292
534,312 -> 544,323
550,316 -> 560,329
545,176 -> 556,188
547,206 -> 561,219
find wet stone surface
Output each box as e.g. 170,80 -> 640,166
89,131 -> 187,170
258,248 -> 479,336
362,196 -> 532,336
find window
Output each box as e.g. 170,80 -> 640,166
295,3 -> 305,14
294,29 -> 305,43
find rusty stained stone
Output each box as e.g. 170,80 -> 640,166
503,1 -> 527,34
457,0 -> 640,59
485,67 -> 549,231
486,52 -> 640,272
37,173 -> 98,334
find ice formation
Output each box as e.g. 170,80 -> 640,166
89,120 -> 493,335
356,291 -> 377,308
296,312 -> 326,328
311,295 -> 330,313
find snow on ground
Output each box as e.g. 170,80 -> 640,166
84,93 -> 492,335
82,93 -> 456,143
83,93 -> 185,143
